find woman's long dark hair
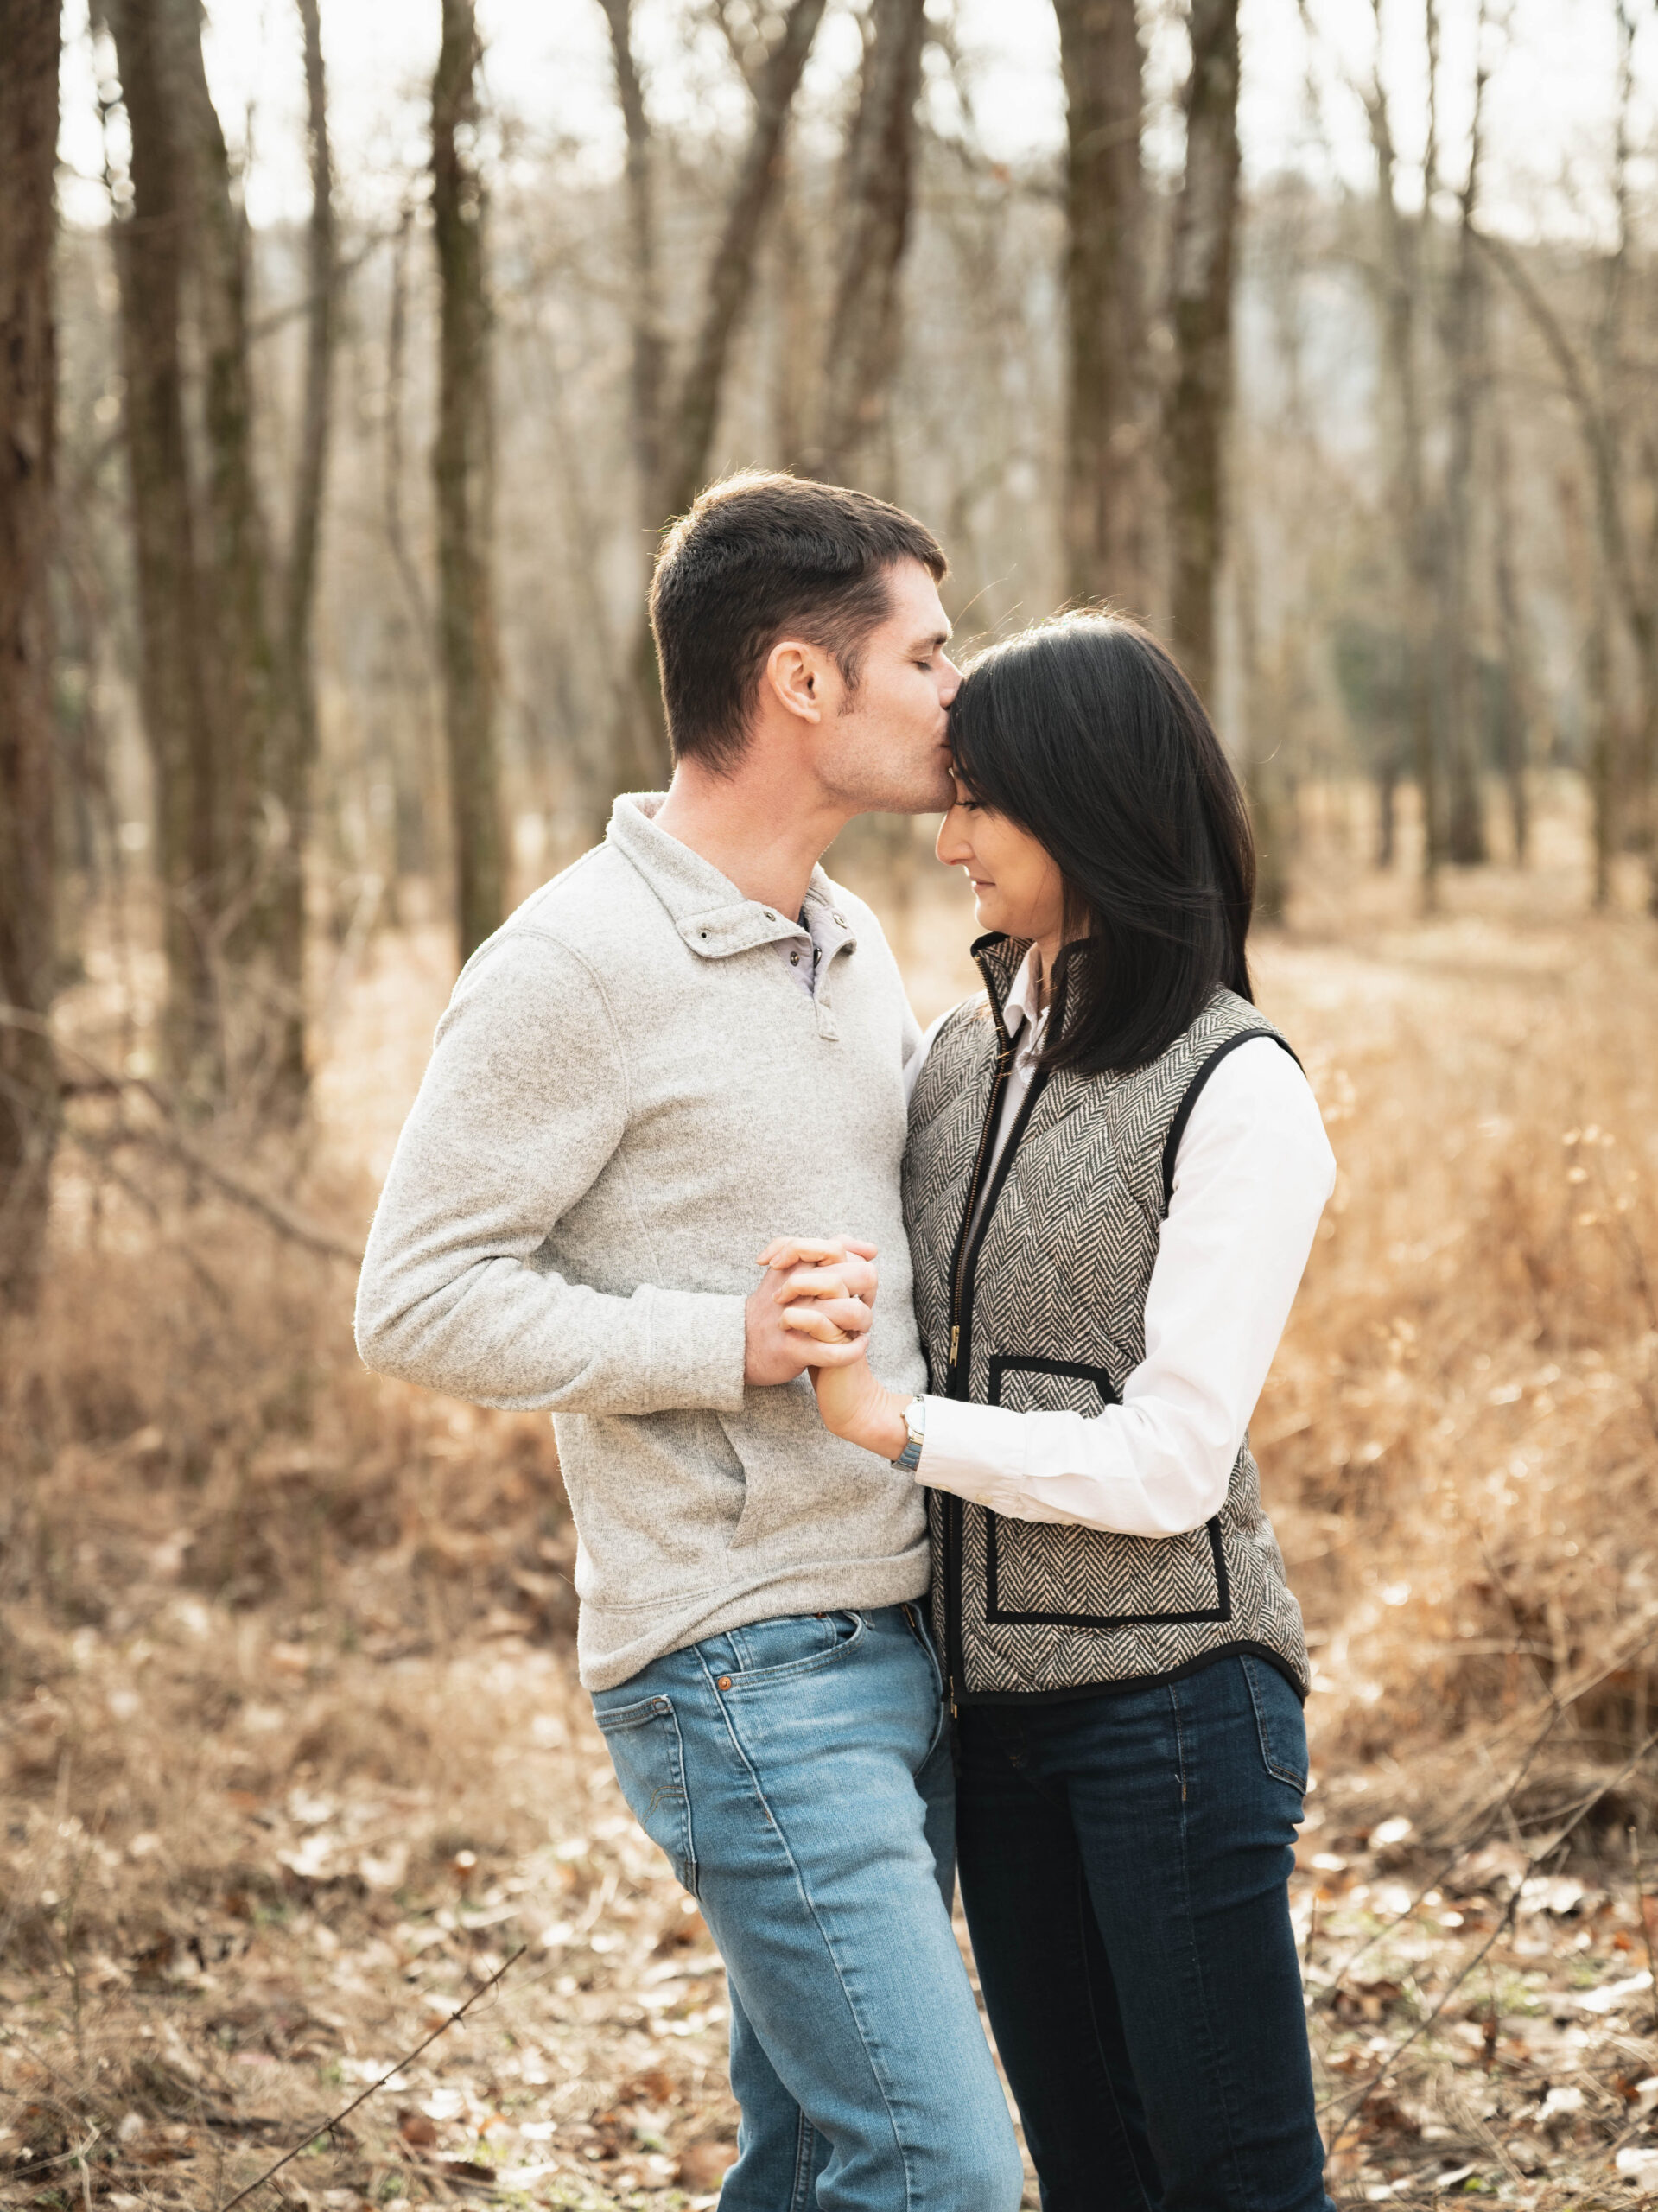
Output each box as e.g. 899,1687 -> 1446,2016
948,612 -> 1256,1076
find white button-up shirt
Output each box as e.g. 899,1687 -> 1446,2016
903,948 -> 1336,1538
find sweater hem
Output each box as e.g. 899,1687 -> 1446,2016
577,1549 -> 931,1692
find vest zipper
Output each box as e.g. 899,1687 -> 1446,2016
937,949 -> 1070,1712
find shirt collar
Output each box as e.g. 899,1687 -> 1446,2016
606,791 -> 856,963
1002,944 -> 1045,1044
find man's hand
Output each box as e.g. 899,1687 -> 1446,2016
743,1239 -> 879,1387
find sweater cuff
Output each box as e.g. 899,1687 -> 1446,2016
646,1287 -> 749,1414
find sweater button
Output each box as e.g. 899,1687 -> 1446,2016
716,1675 -> 732,1691
831,911 -> 846,925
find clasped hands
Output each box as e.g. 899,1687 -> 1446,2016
741,1238 -> 912,1461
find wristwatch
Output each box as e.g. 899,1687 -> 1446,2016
892,1395 -> 927,1473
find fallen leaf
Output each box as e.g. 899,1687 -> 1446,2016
677,2140 -> 737,2190
397,2107 -> 437,2147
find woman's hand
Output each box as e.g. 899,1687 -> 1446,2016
805,1346 -> 912,1461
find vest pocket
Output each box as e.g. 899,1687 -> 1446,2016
982,1355 -> 1232,1631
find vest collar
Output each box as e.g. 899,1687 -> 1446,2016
607,791 -> 858,966
970,931 -> 1094,1051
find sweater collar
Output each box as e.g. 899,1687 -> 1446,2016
606,791 -> 858,964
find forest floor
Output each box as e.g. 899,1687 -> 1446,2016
4,792 -> 1658,2209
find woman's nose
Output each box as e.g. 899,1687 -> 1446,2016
936,810 -> 971,866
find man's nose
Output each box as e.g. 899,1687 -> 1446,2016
938,653 -> 962,702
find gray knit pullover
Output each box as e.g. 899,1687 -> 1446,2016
354,795 -> 930,1688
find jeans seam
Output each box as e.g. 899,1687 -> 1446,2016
789,2113 -> 818,2212
1075,1856 -> 1159,2212
697,1649 -> 919,2210
1169,1679 -> 1262,2212
1241,1652 -> 1308,1789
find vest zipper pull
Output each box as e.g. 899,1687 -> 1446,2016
949,1324 -> 960,1365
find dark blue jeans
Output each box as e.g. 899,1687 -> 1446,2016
955,1653 -> 1334,2212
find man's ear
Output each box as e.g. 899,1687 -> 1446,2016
764,638 -> 828,726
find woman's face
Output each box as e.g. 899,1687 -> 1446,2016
936,773 -> 1067,948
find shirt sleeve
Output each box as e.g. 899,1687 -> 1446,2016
354,927 -> 748,1416
915,1037 -> 1336,1535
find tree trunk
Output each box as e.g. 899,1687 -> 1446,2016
1490,407 -> 1531,865
809,0 -> 929,486
603,0 -> 827,791
431,0 -> 505,963
0,0 -> 60,1309
1054,0 -> 1151,613
655,0 -> 829,526
1364,22 -> 1441,906
170,0 -> 279,980
102,0 -> 222,1085
1438,3 -> 1490,867
264,0 -> 336,1096
1165,0 -> 1240,707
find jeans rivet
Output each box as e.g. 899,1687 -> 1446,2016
717,1675 -> 732,1691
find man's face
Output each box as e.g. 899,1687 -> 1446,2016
816,559 -> 960,814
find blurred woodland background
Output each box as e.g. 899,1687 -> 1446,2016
3,0 -> 1658,2206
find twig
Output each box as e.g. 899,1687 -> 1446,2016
1324,1724 -> 1658,2152
0,1005 -> 363,1265
214,1946 -> 524,2212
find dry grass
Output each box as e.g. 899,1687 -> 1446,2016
3,785 -> 1658,2208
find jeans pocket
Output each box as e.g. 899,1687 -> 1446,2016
715,1609 -> 867,1685
592,1693 -> 698,1894
1240,1656 -> 1310,1791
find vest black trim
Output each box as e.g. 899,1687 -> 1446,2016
952,1641 -> 1309,1709
1159,1029 -> 1305,1213
980,1354 -> 1233,1632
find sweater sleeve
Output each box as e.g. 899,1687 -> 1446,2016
354,929 -> 748,1416
915,1039 -> 1335,1535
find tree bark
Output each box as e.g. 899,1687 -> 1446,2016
1054,0 -> 1151,612
0,0 -> 60,1308
101,0 -> 223,1084
1165,0 -> 1240,706
431,0 -> 505,963
808,0 -> 929,486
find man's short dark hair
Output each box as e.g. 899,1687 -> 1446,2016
648,472 -> 948,772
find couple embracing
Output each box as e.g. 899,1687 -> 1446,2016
356,473 -> 1337,2212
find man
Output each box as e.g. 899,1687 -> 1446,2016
356,473 -> 1022,2212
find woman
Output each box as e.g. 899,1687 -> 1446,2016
797,613 -> 1337,2212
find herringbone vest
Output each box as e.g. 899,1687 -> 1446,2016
904,936 -> 1311,1704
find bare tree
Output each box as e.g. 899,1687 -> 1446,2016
267,0 -> 338,1093
1165,0 -> 1241,705
432,0 -> 505,961
101,0 -> 222,1084
1054,0 -> 1152,613
0,0 -> 60,1307
808,0 -> 930,486
1363,0 -> 1442,904
1477,3 -> 1658,916
1490,404 -> 1534,863
601,0 -> 829,789
1437,0 -> 1492,866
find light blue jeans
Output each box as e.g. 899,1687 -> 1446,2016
592,1604 -> 1023,2212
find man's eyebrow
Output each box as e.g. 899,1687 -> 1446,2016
906,627 -> 952,654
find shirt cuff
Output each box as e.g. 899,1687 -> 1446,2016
645,1287 -> 749,1414
915,1393 -> 1031,1503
